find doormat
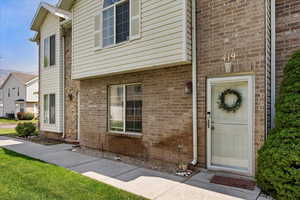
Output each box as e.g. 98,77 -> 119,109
210,175 -> 256,190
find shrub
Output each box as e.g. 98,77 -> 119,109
257,50 -> 300,200
15,122 -> 36,137
17,112 -> 25,120
23,113 -> 34,120
274,50 -> 300,130
257,129 -> 300,200
17,112 -> 34,120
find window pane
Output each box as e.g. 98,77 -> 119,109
20,104 -> 25,113
49,94 -> 55,124
116,1 -> 129,43
50,35 -> 56,66
103,0 -> 121,8
44,95 -> 49,123
44,38 -> 49,67
103,7 -> 115,47
109,85 -> 124,132
126,85 -> 142,133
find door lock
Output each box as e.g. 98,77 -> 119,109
207,112 -> 211,129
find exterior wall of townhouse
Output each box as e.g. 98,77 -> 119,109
196,0 -> 267,173
71,0 -> 192,80
64,27 -> 80,142
79,65 -> 193,164
40,13 -> 64,134
275,0 -> 300,93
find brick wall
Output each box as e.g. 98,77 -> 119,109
276,0 -> 300,92
196,0 -> 267,173
79,65 -> 193,164
64,27 -> 80,142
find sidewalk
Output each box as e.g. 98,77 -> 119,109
0,124 -> 17,129
0,136 -> 260,200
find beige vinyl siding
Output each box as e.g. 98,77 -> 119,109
72,0 -> 192,79
40,13 -> 63,133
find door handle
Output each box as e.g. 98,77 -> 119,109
207,112 -> 211,129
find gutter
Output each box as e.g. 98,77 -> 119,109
191,0 -> 198,165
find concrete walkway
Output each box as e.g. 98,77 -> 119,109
0,136 -> 260,200
0,124 -> 16,129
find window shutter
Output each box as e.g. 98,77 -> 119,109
130,0 -> 141,39
50,35 -> 56,66
94,13 -> 102,48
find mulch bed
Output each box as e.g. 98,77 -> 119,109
210,175 -> 256,190
8,135 -> 63,145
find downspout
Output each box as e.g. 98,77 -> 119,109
61,30 -> 65,139
270,0 -> 276,130
191,0 -> 198,165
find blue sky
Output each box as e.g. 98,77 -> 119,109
0,0 -> 58,73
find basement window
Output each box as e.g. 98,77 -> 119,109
108,84 -> 142,134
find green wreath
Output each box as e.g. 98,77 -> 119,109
218,89 -> 242,113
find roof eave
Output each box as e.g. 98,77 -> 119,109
25,77 -> 39,86
57,0 -> 74,10
30,3 -> 46,32
30,2 -> 72,32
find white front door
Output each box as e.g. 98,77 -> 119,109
207,76 -> 254,175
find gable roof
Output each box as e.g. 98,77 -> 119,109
31,2 -> 72,32
0,72 -> 38,89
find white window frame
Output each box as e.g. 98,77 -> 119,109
43,93 -> 56,125
95,0 -> 141,50
44,94 -> 49,123
108,83 -> 142,135
43,34 -> 56,67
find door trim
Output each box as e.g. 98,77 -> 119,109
207,75 -> 255,176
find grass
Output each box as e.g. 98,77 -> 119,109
0,128 -> 16,135
0,118 -> 38,124
0,148 -> 146,200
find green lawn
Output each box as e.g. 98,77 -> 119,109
0,148 -> 146,200
0,128 -> 16,135
0,118 -> 38,124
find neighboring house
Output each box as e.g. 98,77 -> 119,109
0,89 -> 3,117
0,72 -> 39,118
15,77 -> 39,117
30,0 -> 300,177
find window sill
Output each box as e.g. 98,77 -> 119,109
94,36 -> 141,52
43,65 -> 56,69
106,131 -> 142,139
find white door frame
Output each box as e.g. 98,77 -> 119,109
207,75 -> 255,176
